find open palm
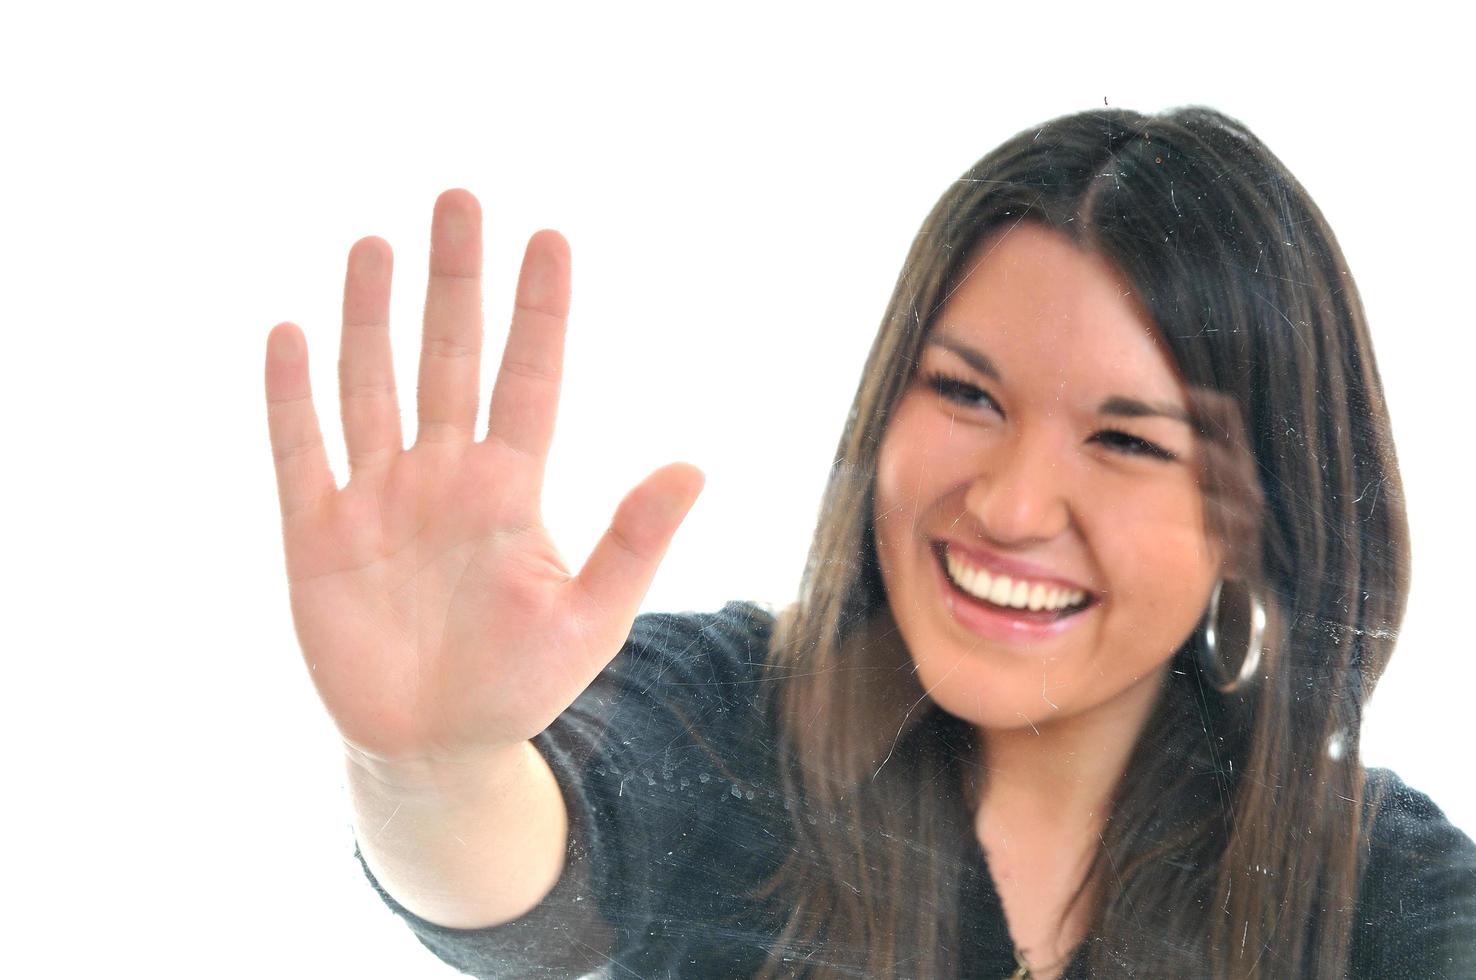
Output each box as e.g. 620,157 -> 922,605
264,190 -> 703,775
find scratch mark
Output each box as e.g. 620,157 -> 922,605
871,651 -> 969,783
927,206 -> 1037,317
1041,674 -> 1059,710
569,935 -> 645,978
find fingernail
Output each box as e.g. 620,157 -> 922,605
351,241 -> 386,277
271,327 -> 304,364
441,204 -> 470,248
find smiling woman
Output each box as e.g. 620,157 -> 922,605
871,224 -> 1241,968
876,225 -> 1223,731
753,107 -> 1476,979
267,106 -> 1476,979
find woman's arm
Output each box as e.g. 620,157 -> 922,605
346,740 -> 570,929
349,740 -> 617,978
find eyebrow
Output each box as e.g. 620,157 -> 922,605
927,333 -> 1003,382
925,333 -> 1193,424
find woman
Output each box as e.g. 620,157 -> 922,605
265,107 -> 1476,977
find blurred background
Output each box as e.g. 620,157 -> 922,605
2,1 -> 1469,975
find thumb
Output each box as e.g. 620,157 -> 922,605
572,461 -> 705,636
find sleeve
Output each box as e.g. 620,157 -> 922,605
353,806 -> 612,979
1351,768 -> 1476,979
353,600 -> 781,978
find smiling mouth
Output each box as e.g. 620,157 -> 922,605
932,542 -> 1096,621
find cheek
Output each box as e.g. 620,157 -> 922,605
873,399 -> 949,529
871,446 -> 902,559
1095,490 -> 1219,642
872,428 -> 908,526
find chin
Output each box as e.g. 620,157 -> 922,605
904,640 -> 1068,732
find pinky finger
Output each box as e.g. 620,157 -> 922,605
266,322 -> 337,521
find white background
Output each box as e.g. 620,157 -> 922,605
3,2 -> 1470,976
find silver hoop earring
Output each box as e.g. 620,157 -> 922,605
1201,579 -> 1266,694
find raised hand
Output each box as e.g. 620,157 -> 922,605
264,190 -> 704,779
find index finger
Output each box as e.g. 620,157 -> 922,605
265,322 -> 336,523
484,230 -> 571,483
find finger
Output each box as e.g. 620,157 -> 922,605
339,237 -> 401,481
416,189 -> 484,448
266,322 -> 337,521
572,463 -> 705,636
485,230 -> 570,486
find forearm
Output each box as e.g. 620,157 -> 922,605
347,740 -> 570,930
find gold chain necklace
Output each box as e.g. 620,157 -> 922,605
1008,946 -> 1070,980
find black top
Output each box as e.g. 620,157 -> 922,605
355,602 -> 1476,978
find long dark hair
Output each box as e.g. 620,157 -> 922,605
751,106 -> 1410,977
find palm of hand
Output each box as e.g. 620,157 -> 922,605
265,190 -> 703,776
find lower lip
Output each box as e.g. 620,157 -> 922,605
930,545 -> 1091,645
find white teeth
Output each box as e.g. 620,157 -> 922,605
943,546 -> 1088,613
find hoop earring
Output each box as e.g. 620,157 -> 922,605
1201,579 -> 1266,694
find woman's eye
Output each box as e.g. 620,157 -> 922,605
927,373 -> 1001,414
926,373 -> 1175,462
1091,429 -> 1178,462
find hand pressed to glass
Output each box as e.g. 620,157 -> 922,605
263,188 -> 703,787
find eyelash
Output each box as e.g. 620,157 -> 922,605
924,372 -> 1179,462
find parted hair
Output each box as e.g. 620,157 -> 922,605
750,106 -> 1410,978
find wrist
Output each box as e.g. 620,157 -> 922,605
343,739 -> 532,804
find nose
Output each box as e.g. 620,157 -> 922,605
962,428 -> 1073,546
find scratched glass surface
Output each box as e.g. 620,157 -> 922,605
8,10 -> 1472,977
275,108 -> 1473,978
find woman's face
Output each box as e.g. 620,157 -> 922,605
873,222 -> 1223,734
